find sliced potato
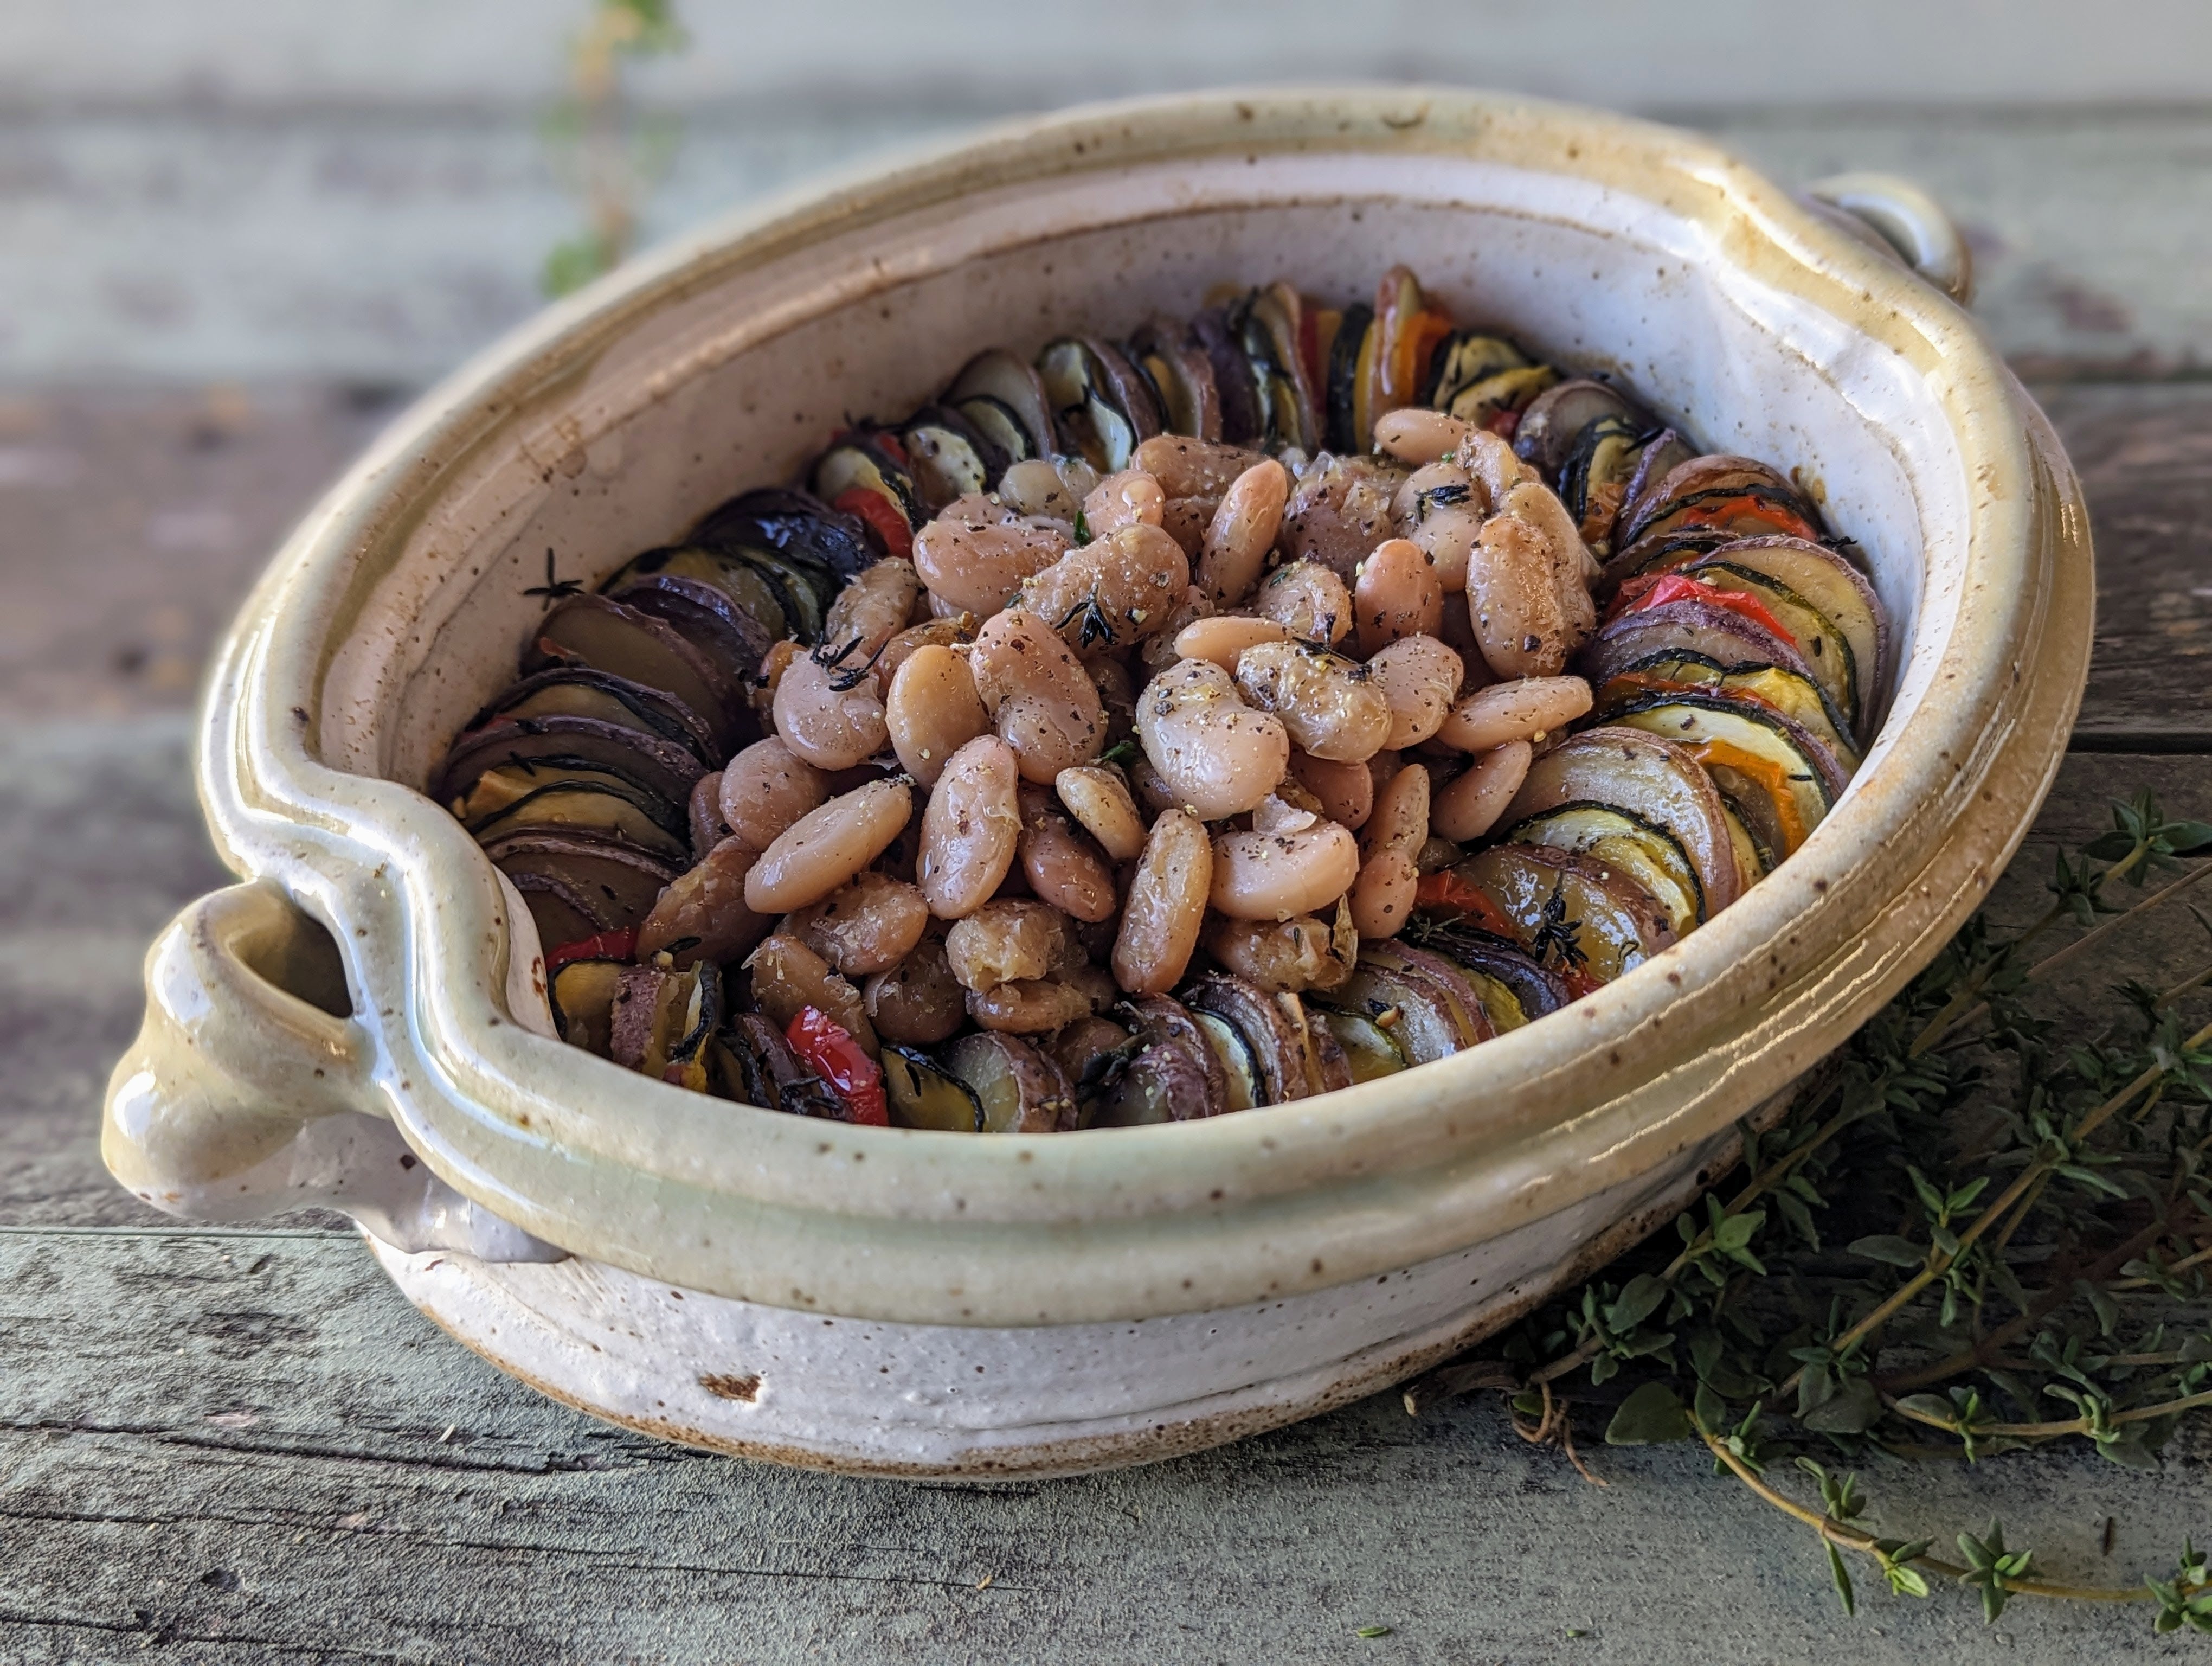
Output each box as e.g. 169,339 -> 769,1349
941,1031 -> 1078,1132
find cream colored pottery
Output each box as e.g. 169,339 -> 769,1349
104,88 -> 2091,1477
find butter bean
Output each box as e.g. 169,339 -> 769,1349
876,614 -> 974,687
1466,480 -> 1597,677
916,735 -> 1023,918
1209,821 -> 1360,922
718,738 -> 828,853
1365,633 -> 1466,749
946,899 -> 1078,991
885,643 -> 988,787
822,557 -> 919,661
1432,741 -> 1533,842
772,648 -> 888,770
1082,469 -> 1167,537
969,606 -> 1107,783
1438,676 -> 1592,753
1054,764 -> 1147,863
1111,808 -> 1212,996
1195,458 -> 1288,607
1019,523 -> 1188,650
1203,913 -> 1353,994
782,871 -> 929,977
1172,613 -> 1290,670
1351,764 -> 1429,939
1133,434 -> 1269,500
636,835 -> 771,969
1233,639 -> 1392,764
1135,658 -> 1290,820
1354,537 -> 1444,653
863,938 -> 966,1046
912,494 -> 1070,614
1253,558 -> 1352,645
1017,784 -> 1117,924
1288,751 -> 1374,831
744,779 -> 913,914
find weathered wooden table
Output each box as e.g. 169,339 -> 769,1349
5,109 -> 2212,1663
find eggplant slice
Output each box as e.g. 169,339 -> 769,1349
947,348 -> 1057,460
694,486 -> 879,585
524,594 -> 745,753
434,713 -> 706,809
466,666 -> 719,764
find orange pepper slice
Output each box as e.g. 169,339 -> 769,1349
1688,739 -> 1809,853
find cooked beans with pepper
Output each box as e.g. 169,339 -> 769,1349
442,262 -> 1883,1130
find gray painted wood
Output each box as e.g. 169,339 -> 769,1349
3,1226 -> 2208,1664
3,100 -> 2208,383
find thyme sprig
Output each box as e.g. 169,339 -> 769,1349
1408,792 -> 2212,1632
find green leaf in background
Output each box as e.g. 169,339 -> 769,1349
1604,1381 -> 1692,1445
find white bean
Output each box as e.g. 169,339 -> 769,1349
912,494 -> 1070,614
1432,742 -> 1533,842
1351,765 -> 1428,939
1437,676 -> 1592,753
884,643 -> 988,788
1353,537 -> 1444,654
1232,639 -> 1392,764
718,737 -> 828,853
1082,469 -> 1167,537
1134,658 -> 1290,820
916,735 -> 1023,918
1054,765 -> 1148,863
744,779 -> 914,914
1253,559 -> 1353,645
1195,458 -> 1289,607
969,606 -> 1107,783
1209,821 -> 1361,922
772,648 -> 889,770
1172,613 -> 1290,670
1365,633 -> 1467,749
1111,808 -> 1212,996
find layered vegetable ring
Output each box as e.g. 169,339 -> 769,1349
437,266 -> 1886,1131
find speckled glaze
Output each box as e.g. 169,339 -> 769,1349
105,89 -> 2091,1476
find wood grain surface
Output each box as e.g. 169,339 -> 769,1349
6,98 -> 2212,1664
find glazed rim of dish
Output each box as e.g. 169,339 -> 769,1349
199,87 -> 2085,1325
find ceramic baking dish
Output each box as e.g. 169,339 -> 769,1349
104,88 -> 2091,1476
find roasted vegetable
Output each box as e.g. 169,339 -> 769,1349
1452,844 -> 1676,988
941,1031 -> 1079,1132
882,1043 -> 986,1131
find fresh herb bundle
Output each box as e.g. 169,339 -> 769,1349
1407,792 -> 2212,1634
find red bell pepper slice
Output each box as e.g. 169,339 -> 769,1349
1413,872 -> 1520,942
544,927 -> 636,973
785,1007 -> 888,1127
830,487 -> 913,560
1609,572 -> 1798,646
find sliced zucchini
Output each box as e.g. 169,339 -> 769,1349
466,779 -> 690,860
1324,303 -> 1374,454
809,436 -> 924,542
1502,727 -> 1741,915
466,667 -> 718,762
1452,845 -> 1676,986
1604,690 -> 1848,859
1502,801 -> 1706,933
548,958 -> 624,1055
947,349 -> 1056,459
1406,924 -> 1571,1024
1597,652 -> 1859,772
1313,1007 -> 1409,1082
524,594 -> 741,750
883,1045 -> 986,1132
902,405 -> 1007,511
1674,561 -> 1860,731
1696,536 -> 1887,732
433,715 -> 705,809
953,395 -> 1037,467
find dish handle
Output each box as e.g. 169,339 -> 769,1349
103,881 -> 562,1261
1802,171 -> 1975,307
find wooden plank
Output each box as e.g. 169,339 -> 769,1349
1,1226 -> 2202,1665
2038,382 -> 2212,749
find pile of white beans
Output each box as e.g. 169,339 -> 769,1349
634,405 -> 1606,1049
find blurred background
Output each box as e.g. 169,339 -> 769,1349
3,1 -> 2210,1218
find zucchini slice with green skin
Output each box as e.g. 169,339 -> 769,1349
1501,727 -> 1741,914
1501,801 -> 1706,934
1510,378 -> 1645,480
602,544 -> 792,646
1424,330 -> 1531,411
1191,1011 -> 1263,1112
1672,560 -> 1860,732
1604,691 -> 1848,860
809,437 -> 925,543
1312,1007 -> 1410,1082
1360,943 -> 1498,1048
1452,845 -> 1676,987
1694,535 -> 1888,732
941,1031 -> 1078,1133
1325,304 -> 1375,454
1184,974 -> 1315,1105
953,395 -> 1038,467
1594,651 -> 1859,772
549,958 -> 625,1055
451,758 -> 684,829
883,1045 -> 986,1132
947,349 -> 1056,460
902,405 -> 1007,512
